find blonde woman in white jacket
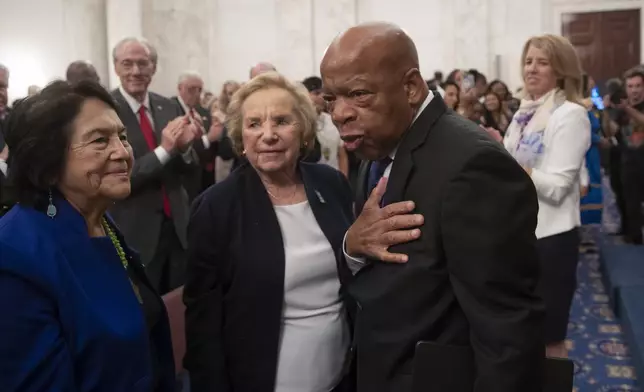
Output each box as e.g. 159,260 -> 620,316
488,34 -> 590,359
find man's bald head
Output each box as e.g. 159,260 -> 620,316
322,22 -> 420,79
249,62 -> 276,79
320,22 -> 428,161
66,61 -> 100,84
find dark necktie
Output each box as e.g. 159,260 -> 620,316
367,156 -> 393,203
138,106 -> 172,217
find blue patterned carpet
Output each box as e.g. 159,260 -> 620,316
569,177 -> 639,391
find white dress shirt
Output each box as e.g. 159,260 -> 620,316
343,91 -> 434,271
119,86 -> 192,164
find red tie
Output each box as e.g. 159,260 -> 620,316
138,106 -> 172,217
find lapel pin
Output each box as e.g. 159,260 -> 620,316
157,105 -> 162,111
315,190 -> 326,204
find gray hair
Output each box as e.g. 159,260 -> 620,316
0,63 -> 8,76
177,71 -> 203,85
112,37 -> 157,64
249,62 -> 277,79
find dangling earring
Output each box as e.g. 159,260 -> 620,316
46,189 -> 57,218
242,149 -> 246,156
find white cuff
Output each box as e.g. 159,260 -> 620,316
154,146 -> 171,165
0,160 -> 7,176
201,135 -> 211,149
343,232 -> 366,274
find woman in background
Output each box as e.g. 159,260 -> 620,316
482,91 -> 511,135
580,74 -> 604,226
490,34 -> 590,358
441,80 -> 460,111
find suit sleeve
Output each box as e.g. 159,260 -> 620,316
441,146 -> 545,392
183,192 -> 231,392
129,151 -> 166,192
0,255 -> 75,391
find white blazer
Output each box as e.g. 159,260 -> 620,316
505,101 -> 591,239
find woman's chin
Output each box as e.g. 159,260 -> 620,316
101,183 -> 131,201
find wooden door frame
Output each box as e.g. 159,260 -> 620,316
552,0 -> 644,64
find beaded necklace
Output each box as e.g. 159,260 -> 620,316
101,217 -> 143,304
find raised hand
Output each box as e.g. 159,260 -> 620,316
160,116 -> 188,154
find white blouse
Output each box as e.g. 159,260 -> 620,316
274,201 -> 350,392
504,101 -> 591,239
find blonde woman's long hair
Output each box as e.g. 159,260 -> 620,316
520,34 -> 584,104
218,80 -> 241,114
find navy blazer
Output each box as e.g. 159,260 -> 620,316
0,197 -> 175,391
183,162 -> 356,392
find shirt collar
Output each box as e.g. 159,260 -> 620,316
118,85 -> 150,114
390,90 -> 434,160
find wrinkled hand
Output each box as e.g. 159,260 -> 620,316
160,116 -> 188,154
188,110 -> 206,137
207,117 -> 225,142
176,117 -> 198,152
345,177 -> 423,263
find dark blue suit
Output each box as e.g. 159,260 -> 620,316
0,197 -> 175,391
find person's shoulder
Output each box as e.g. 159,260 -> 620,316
148,91 -> 169,101
301,161 -> 342,182
433,111 -> 505,152
192,165 -> 246,215
634,100 -> 644,112
149,92 -> 178,108
555,100 -> 586,116
300,162 -> 352,204
549,101 -> 591,128
0,206 -> 59,280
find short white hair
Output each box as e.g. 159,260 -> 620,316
112,37 -> 154,62
178,71 -> 203,85
0,63 -> 8,76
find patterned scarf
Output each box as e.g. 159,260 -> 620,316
504,88 -> 566,167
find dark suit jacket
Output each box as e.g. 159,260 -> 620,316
0,197 -> 175,392
171,97 -> 236,199
350,95 -> 545,392
183,162 -> 356,392
109,89 -> 197,265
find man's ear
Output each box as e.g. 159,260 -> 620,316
403,68 -> 425,106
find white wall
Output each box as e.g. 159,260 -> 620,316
2,0 -> 643,100
0,0 -> 107,103
142,0 -> 550,94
